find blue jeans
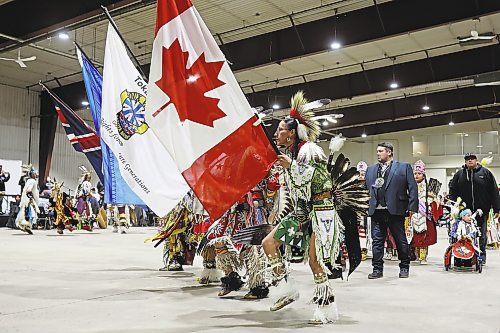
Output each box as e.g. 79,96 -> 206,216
371,209 -> 410,271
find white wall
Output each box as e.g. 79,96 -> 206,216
0,83 -> 39,163
0,84 -> 96,193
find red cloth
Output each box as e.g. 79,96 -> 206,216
412,219 -> 437,247
431,201 -> 443,222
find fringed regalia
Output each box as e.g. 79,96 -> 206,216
266,91 -> 369,324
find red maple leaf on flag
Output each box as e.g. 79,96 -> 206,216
153,39 -> 226,127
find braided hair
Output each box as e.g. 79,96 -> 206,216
283,117 -> 300,159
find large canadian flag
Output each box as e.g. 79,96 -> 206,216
145,0 -> 277,219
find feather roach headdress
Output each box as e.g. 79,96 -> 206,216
288,91 -> 321,142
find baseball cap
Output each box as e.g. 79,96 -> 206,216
464,153 -> 477,160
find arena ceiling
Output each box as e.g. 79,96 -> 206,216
0,0 -> 499,139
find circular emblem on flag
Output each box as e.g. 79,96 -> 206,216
117,90 -> 148,140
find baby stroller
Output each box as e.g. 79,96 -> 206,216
444,207 -> 483,273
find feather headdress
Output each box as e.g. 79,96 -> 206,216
78,165 -> 92,182
21,164 -> 32,174
288,91 -> 321,142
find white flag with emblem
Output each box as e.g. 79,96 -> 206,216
101,23 -> 189,216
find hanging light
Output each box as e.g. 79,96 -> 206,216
449,120 -> 455,126
361,133 -> 367,138
322,119 -> 329,126
389,58 -> 398,89
272,104 -> 280,110
330,41 -> 341,49
58,32 -> 70,40
422,93 -> 430,111
81,101 -> 89,106
330,12 -> 341,50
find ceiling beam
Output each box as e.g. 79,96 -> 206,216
246,45 -> 500,110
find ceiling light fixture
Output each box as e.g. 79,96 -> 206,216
81,101 -> 89,106
330,41 -> 341,50
389,58 -> 399,89
330,11 -> 341,50
58,32 -> 70,40
361,133 -> 367,138
322,120 -> 329,126
448,115 -> 455,126
422,93 -> 430,111
272,104 -> 280,110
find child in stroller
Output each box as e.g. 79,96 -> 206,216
444,208 -> 483,272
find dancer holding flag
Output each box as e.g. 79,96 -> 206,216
261,92 -> 369,324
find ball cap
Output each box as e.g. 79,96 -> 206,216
464,152 -> 477,160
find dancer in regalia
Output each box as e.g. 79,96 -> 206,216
409,160 -> 440,264
261,91 -> 369,324
16,167 -> 39,235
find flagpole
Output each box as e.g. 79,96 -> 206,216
74,42 -> 97,69
100,5 -> 148,82
253,114 -> 280,155
39,81 -> 78,113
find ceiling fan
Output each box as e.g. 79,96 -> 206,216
458,30 -> 497,44
0,49 -> 37,68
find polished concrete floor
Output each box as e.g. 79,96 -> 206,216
0,226 -> 498,333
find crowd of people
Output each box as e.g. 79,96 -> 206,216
3,91 -> 500,325
4,165 -> 152,235
143,91 -> 500,324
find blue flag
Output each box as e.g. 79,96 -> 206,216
77,47 -> 144,205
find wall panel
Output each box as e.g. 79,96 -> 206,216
0,84 -> 95,192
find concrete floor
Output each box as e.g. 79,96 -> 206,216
0,227 -> 498,333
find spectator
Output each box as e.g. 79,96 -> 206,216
448,152 -> 500,264
0,165 -> 11,214
364,142 -> 418,279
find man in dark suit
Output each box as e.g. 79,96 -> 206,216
364,142 -> 418,279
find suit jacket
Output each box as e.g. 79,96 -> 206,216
365,160 -> 418,216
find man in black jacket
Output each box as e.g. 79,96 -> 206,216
449,153 -> 500,264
